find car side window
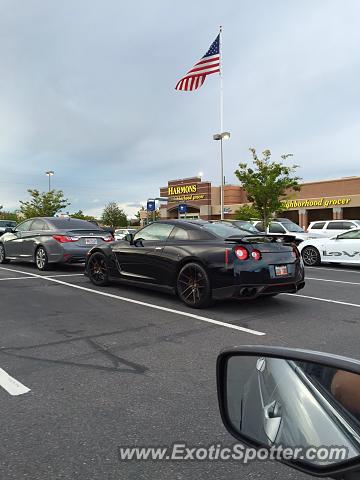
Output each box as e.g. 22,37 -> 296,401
269,223 -> 286,234
169,226 -> 189,241
30,219 -> 46,231
311,222 -> 325,229
326,222 -> 342,230
337,230 -> 360,240
255,222 -> 265,232
15,220 -> 32,232
342,222 -> 354,230
134,223 -> 174,241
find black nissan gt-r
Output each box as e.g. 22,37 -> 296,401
85,220 -> 305,308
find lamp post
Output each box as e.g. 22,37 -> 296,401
213,132 -> 230,220
45,170 -> 54,192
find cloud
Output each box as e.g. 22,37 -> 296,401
0,0 -> 359,213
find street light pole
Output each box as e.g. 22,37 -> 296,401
213,132 -> 230,220
45,171 -> 54,192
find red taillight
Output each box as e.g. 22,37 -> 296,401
251,249 -> 262,261
52,235 -> 78,243
234,246 -> 249,260
103,235 -> 114,242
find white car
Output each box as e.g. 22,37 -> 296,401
114,228 -> 137,241
253,218 -> 326,244
307,219 -> 360,238
299,228 -> 360,266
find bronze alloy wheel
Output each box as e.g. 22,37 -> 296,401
177,262 -> 212,308
88,252 -> 109,286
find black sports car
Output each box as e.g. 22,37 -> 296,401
85,220 -> 305,308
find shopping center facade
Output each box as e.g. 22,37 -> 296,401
157,176 -> 360,229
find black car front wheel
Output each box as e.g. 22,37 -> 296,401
176,262 -> 212,309
302,246 -> 321,266
0,244 -> 10,264
35,247 -> 50,271
88,252 -> 109,286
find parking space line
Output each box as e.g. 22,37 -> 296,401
306,277 -> 360,286
0,367 -> 31,396
0,266 -> 266,336
283,293 -> 360,308
306,266 -> 360,274
0,273 -> 84,281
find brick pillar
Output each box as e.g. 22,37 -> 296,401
298,209 -> 308,230
333,207 -> 343,220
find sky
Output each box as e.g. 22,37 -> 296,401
0,0 -> 359,218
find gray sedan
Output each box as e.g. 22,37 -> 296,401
0,217 -> 113,271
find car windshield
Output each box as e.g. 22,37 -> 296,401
49,218 -> 101,229
354,221 -> 360,227
202,223 -> 249,238
0,220 -> 16,227
234,221 -> 258,233
284,223 -> 304,232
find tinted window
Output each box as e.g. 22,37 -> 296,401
326,222 -> 343,230
269,223 -> 286,234
342,222 -> 354,230
337,230 -> 360,240
16,220 -> 32,232
311,222 -> 325,230
254,222 -> 265,232
30,219 -> 47,231
0,220 -> 16,227
49,218 -> 101,229
134,223 -> 174,241
170,227 -> 189,241
202,223 -> 248,239
284,223 -> 304,232
232,221 -> 258,233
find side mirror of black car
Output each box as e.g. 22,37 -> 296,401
5,227 -> 14,233
217,345 -> 360,479
124,233 -> 134,244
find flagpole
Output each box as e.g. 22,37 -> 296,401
219,25 -> 224,220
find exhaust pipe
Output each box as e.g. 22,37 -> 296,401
240,287 -> 258,297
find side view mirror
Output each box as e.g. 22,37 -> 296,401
217,346 -> 360,479
124,233 -> 134,243
5,227 -> 14,233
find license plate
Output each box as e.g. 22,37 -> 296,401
85,238 -> 97,245
275,265 -> 288,276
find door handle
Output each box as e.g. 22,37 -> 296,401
154,246 -> 163,251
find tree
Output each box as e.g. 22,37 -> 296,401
101,202 -> 127,228
234,204 -> 260,221
234,148 -> 301,228
70,210 -> 97,222
19,189 -> 70,219
0,209 -> 19,222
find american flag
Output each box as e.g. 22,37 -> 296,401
175,34 -> 220,91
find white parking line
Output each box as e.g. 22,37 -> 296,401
0,266 -> 266,336
0,273 -> 83,281
306,277 -> 360,286
283,293 -> 360,308
0,367 -> 30,396
306,266 -> 360,274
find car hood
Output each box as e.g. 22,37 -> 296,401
293,232 -> 327,240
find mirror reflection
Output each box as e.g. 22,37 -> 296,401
226,355 -> 360,466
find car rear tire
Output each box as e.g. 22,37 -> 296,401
35,246 -> 50,271
302,246 -> 321,266
88,252 -> 109,286
176,262 -> 212,309
0,243 -> 10,264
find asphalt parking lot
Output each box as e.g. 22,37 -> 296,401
0,261 -> 359,480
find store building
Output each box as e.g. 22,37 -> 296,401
158,176 -> 360,229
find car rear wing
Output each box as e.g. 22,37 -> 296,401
225,234 -> 297,244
